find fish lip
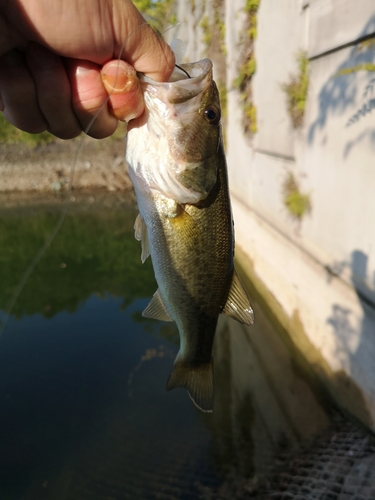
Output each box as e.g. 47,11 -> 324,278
139,58 -> 213,104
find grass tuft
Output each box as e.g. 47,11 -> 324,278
281,51 -> 309,129
282,172 -> 311,220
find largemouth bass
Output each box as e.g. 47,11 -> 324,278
126,58 -> 254,412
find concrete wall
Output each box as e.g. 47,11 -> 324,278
174,0 -> 375,430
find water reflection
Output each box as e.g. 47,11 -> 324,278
0,295 -> 219,499
0,193 -> 374,499
0,194 -> 218,499
0,193 -> 155,320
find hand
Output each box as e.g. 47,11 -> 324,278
0,0 -> 175,139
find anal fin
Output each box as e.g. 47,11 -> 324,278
222,269 -> 254,325
142,289 -> 172,322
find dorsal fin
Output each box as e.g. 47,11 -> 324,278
134,213 -> 150,263
222,270 -> 254,325
142,290 -> 172,322
166,357 -> 214,412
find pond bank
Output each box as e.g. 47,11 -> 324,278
0,136 -> 132,194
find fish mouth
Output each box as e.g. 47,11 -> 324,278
126,58 -> 219,205
140,59 -> 213,105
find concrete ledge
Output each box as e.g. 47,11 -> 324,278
232,194 -> 375,432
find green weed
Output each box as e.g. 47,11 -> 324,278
281,51 -> 309,128
282,172 -> 311,220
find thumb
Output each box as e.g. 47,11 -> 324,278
111,0 -> 176,82
101,59 -> 144,122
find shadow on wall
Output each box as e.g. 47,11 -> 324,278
326,250 -> 375,428
343,126 -> 375,158
308,15 -> 375,158
327,250 -> 375,305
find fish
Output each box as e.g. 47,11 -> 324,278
125,58 -> 254,412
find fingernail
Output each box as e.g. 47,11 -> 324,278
104,61 -> 135,76
101,62 -> 138,94
76,63 -> 96,76
27,42 -> 59,70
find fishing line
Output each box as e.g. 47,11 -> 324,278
175,64 -> 191,78
0,21 -> 156,340
0,21 -> 188,340
0,18 -> 189,340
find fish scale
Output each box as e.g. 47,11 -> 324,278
126,58 -> 254,412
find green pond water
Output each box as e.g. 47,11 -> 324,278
0,193 -> 373,500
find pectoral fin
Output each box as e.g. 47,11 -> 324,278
166,357 -> 214,412
222,270 -> 254,325
168,206 -> 202,242
134,213 -> 150,263
142,290 -> 172,322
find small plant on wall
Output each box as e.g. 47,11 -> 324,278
281,51 -> 309,129
282,172 -> 311,221
198,0 -> 227,135
234,0 -> 260,135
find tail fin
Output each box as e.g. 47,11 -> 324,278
166,358 -> 214,412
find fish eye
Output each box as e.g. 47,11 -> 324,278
204,106 -> 220,125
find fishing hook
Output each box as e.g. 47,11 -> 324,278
175,64 -> 191,79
